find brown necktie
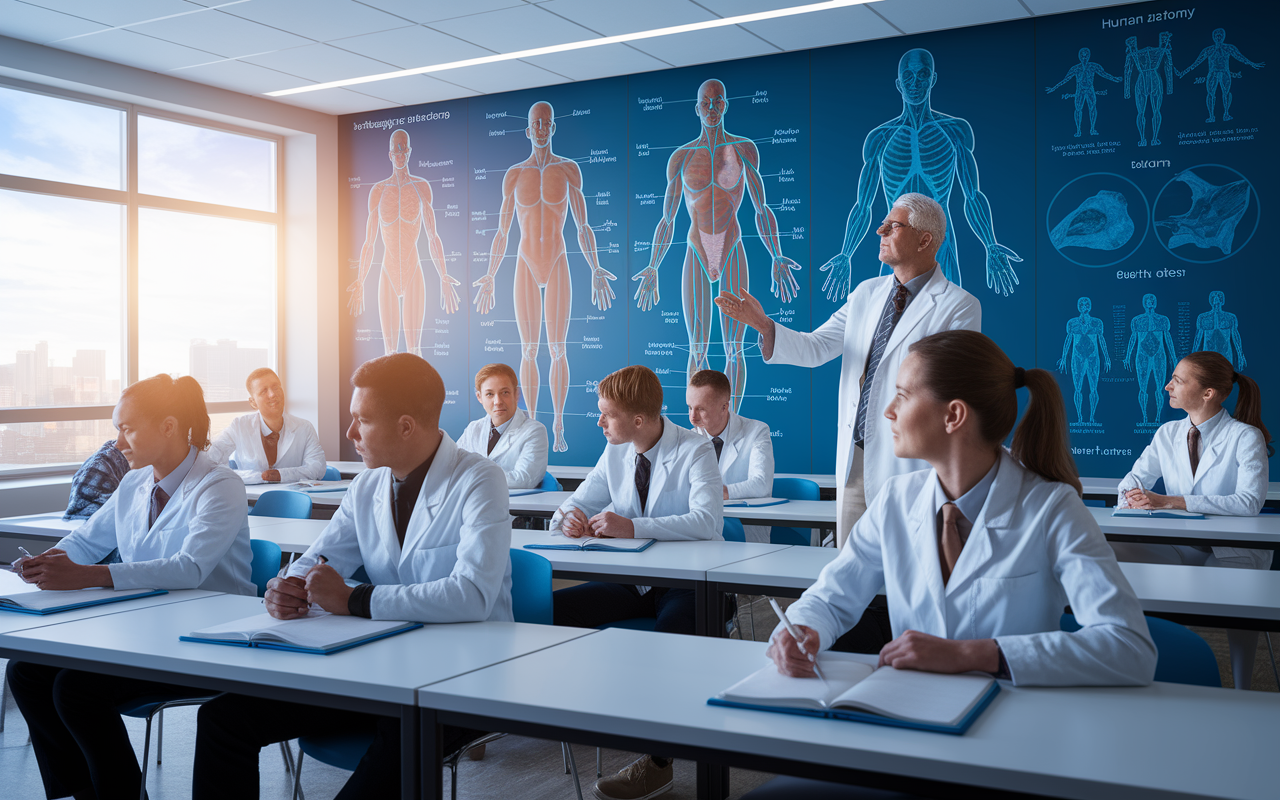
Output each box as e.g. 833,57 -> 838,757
1188,424 -> 1201,476
892,282 -> 909,314
262,430 -> 280,468
149,485 -> 169,529
487,424 -> 501,455
938,502 -> 969,585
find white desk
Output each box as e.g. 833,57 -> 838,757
549,466 -> 839,492
246,482 -> 349,517
418,627 -> 1278,800
1088,506 -> 1280,550
507,492 -> 838,531
330,460 -> 367,479
0,589 -> 220,636
1082,477 -> 1280,503
249,517 -> 330,552
0,513 -> 324,550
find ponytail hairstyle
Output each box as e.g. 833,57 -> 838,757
120,374 -> 212,451
907,331 -> 1082,495
1180,351 -> 1273,456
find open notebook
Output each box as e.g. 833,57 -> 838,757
1112,508 -> 1205,519
709,652 -> 1000,735
0,569 -> 165,616
724,497 -> 790,508
523,533 -> 655,552
180,611 -> 421,655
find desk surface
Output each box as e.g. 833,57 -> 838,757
1088,506 -> 1280,548
511,530 -> 787,582
419,627 -> 1277,800
0,512 -> 324,548
0,589 -> 220,636
1082,476 -> 1280,502
507,492 -> 838,527
246,482 -> 350,509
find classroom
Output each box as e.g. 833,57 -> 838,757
1,1 -> 1277,798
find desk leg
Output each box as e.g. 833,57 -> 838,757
695,582 -> 708,637
696,761 -> 729,800
708,584 -> 729,639
420,709 -> 442,800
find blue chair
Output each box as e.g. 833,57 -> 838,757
323,465 -> 341,481
1082,498 -> 1105,508
771,477 -> 819,547
722,517 -> 746,543
228,458 -> 239,470
541,471 -> 562,491
1061,613 -> 1220,687
511,549 -> 553,625
250,490 -> 312,519
249,539 -> 282,598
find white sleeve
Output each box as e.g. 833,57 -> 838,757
631,444 -> 724,541
276,421 -> 328,483
1184,427 -> 1268,516
504,423 -> 549,489
950,292 -> 982,332
550,456 -> 614,532
1116,441 -> 1164,507
763,298 -> 849,368
725,423 -> 775,500
286,496 -> 361,580
55,489 -> 125,566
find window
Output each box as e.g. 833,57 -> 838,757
0,82 -> 281,473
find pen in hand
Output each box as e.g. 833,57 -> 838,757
264,552 -> 300,604
769,598 -> 830,689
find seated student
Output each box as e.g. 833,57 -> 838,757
550,364 -> 722,800
1114,350 -> 1272,689
8,374 -> 254,800
192,353 -> 512,799
457,362 -> 549,488
208,366 -> 327,484
62,439 -> 130,520
687,369 -> 775,543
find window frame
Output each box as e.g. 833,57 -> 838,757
0,77 -> 285,478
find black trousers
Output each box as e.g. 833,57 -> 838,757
192,693 -> 481,799
831,602 -> 894,654
554,582 -> 700,635
6,661 -> 207,800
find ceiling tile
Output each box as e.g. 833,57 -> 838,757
536,0 -> 713,36
431,60 -> 569,95
221,0 -> 413,43
21,0 -> 204,28
0,1 -> 108,44
352,0 -> 525,25
872,0 -> 1030,35
349,74 -> 477,105
628,25 -> 779,68
167,58 -> 314,94
697,0 -> 827,14
427,4 -> 599,53
127,8 -> 313,58
242,43 -> 399,83
271,86 -> 393,115
743,4 -> 898,50
521,43 -> 671,81
48,28 -> 221,71
329,25 -> 492,69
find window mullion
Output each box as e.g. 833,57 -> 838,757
126,105 -> 139,388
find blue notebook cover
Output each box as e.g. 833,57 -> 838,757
708,679 -> 1000,736
525,539 -> 656,553
179,621 -> 422,655
1110,509 -> 1206,520
724,498 -> 790,508
0,589 -> 168,616
509,488 -> 545,497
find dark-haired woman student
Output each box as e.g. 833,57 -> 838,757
1114,351 -> 1272,688
8,374 -> 253,800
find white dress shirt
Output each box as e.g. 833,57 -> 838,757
456,408 -> 549,489
208,412 -> 327,485
696,411 -> 774,543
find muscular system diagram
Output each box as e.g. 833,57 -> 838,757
633,79 -> 801,411
1177,28 -> 1265,124
1124,293 -> 1178,424
1193,291 -> 1247,370
473,102 -> 617,453
1058,297 -> 1111,424
349,129 -> 460,355
820,48 -> 1022,300
1045,47 -> 1121,138
1124,32 -> 1175,147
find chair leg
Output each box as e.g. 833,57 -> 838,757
156,707 -> 163,765
292,750 -> 305,800
565,742 -> 586,800
139,714 -> 154,800
747,596 -> 757,642
596,746 -> 602,778
0,673 -> 8,733
1265,632 -> 1279,690
449,761 -> 458,800
561,740 -> 570,774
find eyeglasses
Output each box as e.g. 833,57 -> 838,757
876,220 -> 917,236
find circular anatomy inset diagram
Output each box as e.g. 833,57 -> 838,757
1153,164 -> 1258,264
1046,172 -> 1149,268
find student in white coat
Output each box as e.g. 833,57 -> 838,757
207,367 -> 328,485
1114,350 -> 1273,689
687,369 -> 774,543
8,374 -> 253,800
457,362 -> 549,489
193,353 -> 511,798
551,365 -> 722,800
716,193 -> 981,548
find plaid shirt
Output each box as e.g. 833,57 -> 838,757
63,440 -> 131,520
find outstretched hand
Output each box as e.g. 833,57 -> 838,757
714,289 -> 771,333
591,267 -> 618,311
472,273 -> 496,314
632,267 -> 660,311
985,243 -> 1022,297
771,256 -> 802,304
346,279 -> 365,317
439,273 -> 461,314
817,251 -> 852,302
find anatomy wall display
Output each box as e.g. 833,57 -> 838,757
338,0 -> 1276,478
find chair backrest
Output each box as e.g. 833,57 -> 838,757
1061,613 -> 1220,687
249,539 -> 283,598
249,489 -> 313,519
772,477 -> 820,502
228,459 -> 239,470
324,465 -> 341,481
770,527 -> 810,546
510,549 -> 554,625
1082,498 -> 1105,508
722,517 -> 745,542
540,471 -> 562,491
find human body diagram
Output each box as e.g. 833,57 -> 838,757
1057,297 -> 1111,424
1193,290 -> 1247,370
1177,28 -> 1265,123
1124,33 -> 1175,147
820,48 -> 1022,301
1124,293 -> 1178,423
632,79 -> 801,411
473,102 -> 616,453
1046,48 -> 1122,137
349,129 -> 460,355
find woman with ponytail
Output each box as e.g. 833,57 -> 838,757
1115,350 -> 1271,688
768,330 -> 1155,692
8,374 -> 254,800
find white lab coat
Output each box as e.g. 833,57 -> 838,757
456,409 -> 549,489
287,432 -> 513,623
55,451 -> 255,596
765,267 -> 980,503
208,412 -> 327,485
696,411 -> 774,543
550,418 -> 723,541
1117,411 -> 1271,569
784,452 -> 1156,687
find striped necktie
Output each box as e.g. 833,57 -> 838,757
853,282 -> 910,445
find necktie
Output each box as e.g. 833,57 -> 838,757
391,479 -> 412,545
711,436 -> 724,462
635,453 -> 651,512
487,424 -> 501,455
262,430 -> 280,468
853,282 -> 911,445
1188,424 -> 1201,476
938,502 -> 970,585
149,485 -> 170,529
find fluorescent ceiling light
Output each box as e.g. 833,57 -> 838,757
266,0 -> 881,97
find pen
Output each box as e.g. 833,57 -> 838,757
18,546 -> 33,559
317,555 -> 328,565
768,598 -> 830,688
264,552 -> 300,604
